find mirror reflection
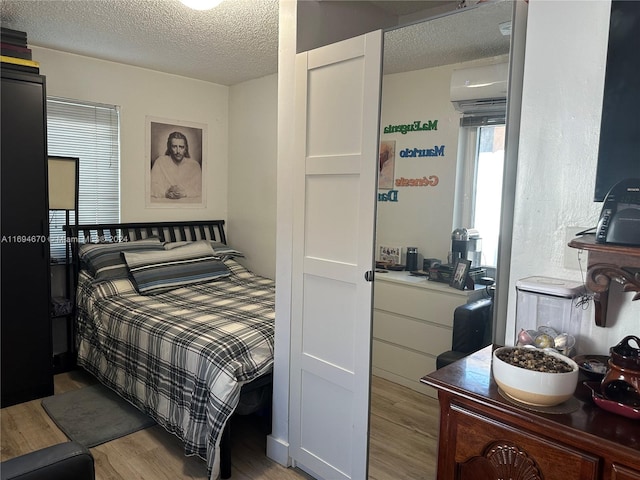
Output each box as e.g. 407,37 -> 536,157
370,1 -> 513,477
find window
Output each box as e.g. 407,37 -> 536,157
453,116 -> 505,269
47,97 -> 120,261
473,125 -> 505,268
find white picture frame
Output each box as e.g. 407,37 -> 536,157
379,245 -> 402,265
145,116 -> 207,208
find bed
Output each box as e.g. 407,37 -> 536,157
65,220 -> 275,480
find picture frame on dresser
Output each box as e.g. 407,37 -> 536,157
379,245 -> 402,265
451,259 -> 471,290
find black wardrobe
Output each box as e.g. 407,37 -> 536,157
1,68 -> 54,407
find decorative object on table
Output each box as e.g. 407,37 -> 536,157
583,381 -> 640,420
516,327 -> 576,356
601,335 -> 640,408
492,346 -> 579,407
497,387 -> 580,415
573,354 -> 609,380
450,258 -> 471,290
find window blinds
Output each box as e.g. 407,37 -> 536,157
460,112 -> 506,128
47,97 -> 120,261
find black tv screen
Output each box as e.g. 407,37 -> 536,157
594,0 -> 640,202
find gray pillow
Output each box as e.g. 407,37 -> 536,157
78,237 -> 164,280
124,241 -> 231,295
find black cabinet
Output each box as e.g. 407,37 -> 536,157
1,68 -> 54,407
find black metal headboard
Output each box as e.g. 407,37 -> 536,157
64,219 -> 227,280
65,219 -> 226,245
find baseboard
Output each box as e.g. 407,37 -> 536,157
266,434 -> 290,467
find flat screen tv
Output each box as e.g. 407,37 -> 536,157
594,0 -> 640,202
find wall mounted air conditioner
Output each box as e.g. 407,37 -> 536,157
450,62 -> 508,114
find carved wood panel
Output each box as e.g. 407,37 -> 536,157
458,441 -> 542,480
448,403 -> 600,480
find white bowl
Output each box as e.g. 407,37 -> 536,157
492,346 -> 579,407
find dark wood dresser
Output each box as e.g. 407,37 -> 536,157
421,345 -> 640,480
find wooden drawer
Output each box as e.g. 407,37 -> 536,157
374,281 -> 468,327
449,404 -> 600,480
372,339 -> 437,397
373,310 -> 451,356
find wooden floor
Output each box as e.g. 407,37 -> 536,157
369,376 -> 439,480
1,371 -> 439,479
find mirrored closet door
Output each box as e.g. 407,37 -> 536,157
369,2 -> 518,477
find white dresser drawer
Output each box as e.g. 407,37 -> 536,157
373,310 -> 451,356
372,340 -> 437,397
374,281 -> 468,328
372,273 -> 489,394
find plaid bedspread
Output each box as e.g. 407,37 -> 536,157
75,258 -> 275,478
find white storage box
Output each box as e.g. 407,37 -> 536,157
515,276 -> 587,355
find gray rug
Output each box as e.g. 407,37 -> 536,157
41,383 -> 156,448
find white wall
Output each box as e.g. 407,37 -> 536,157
377,56 -> 507,265
33,46 -> 229,223
35,45 -> 278,277
508,0 -> 638,354
228,74 -> 278,279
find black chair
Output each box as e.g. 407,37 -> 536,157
0,441 -> 95,480
436,297 -> 493,369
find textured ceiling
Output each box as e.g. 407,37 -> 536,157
383,0 -> 512,74
0,0 -> 512,86
1,0 -> 280,86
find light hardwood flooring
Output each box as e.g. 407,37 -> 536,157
1,371 -> 439,479
369,376 -> 439,480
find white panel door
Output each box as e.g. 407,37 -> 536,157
290,31 -> 383,480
